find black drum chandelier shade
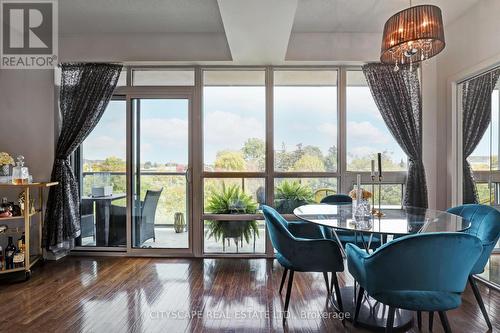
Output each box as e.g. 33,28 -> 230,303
381,3 -> 445,71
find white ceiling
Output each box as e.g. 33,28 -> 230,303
58,0 -> 484,64
59,0 -> 225,35
292,0 -> 482,33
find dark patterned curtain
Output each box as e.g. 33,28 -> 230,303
462,69 -> 500,204
44,63 -> 122,248
362,63 -> 427,208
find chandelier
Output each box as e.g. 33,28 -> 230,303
380,2 -> 445,71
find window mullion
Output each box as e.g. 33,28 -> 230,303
265,66 -> 275,257
339,67 -> 347,194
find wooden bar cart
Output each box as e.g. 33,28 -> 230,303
0,182 -> 58,280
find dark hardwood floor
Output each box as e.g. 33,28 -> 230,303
0,256 -> 497,333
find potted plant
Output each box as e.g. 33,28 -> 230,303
274,180 -> 314,214
205,184 -> 259,246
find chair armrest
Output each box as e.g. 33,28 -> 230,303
346,243 -> 370,288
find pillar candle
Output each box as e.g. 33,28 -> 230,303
377,153 -> 382,179
371,160 -> 375,177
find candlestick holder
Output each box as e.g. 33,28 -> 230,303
372,174 -> 385,217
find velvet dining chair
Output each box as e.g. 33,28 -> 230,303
320,194 -> 353,204
438,204 -> 500,330
347,232 -> 482,333
262,205 -> 345,320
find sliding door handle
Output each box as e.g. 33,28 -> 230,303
185,167 -> 192,183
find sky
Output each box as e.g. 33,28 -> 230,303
82,85 -> 406,166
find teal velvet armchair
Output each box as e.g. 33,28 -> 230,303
347,232 -> 482,333
262,205 -> 345,319
446,204 -> 500,329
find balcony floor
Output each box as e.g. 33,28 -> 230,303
81,226 -> 266,253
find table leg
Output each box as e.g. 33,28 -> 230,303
94,200 -> 111,247
331,229 -> 346,258
367,233 -> 373,250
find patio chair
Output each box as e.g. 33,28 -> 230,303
109,188 -> 163,247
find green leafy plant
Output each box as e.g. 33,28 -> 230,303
274,180 -> 314,214
206,184 -> 259,244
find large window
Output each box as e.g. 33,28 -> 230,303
345,70 -> 406,207
75,66 -> 409,255
467,81 -> 500,205
203,70 -> 266,172
274,70 -> 338,172
202,70 -> 266,254
346,70 -> 407,172
272,69 -> 339,213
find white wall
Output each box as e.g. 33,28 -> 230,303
422,58 -> 438,209
0,69 -> 55,181
435,0 -> 500,209
0,69 -> 55,252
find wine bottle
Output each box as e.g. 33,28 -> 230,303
5,236 -> 16,269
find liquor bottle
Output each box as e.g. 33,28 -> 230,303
4,236 -> 16,269
17,232 -> 25,253
12,155 -> 29,185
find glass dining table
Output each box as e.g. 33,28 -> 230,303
293,203 -> 471,331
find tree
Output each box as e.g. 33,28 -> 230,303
275,142 -> 295,171
91,156 -> 126,172
214,151 -> 246,171
291,154 -> 325,172
324,146 -> 337,171
275,143 -> 320,172
241,138 -> 265,170
302,145 -> 323,160
347,151 -> 404,172
242,138 -> 265,160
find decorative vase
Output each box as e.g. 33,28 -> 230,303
0,164 -> 9,176
174,212 -> 185,233
353,199 -> 371,220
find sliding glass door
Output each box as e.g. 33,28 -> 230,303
130,97 -> 192,250
77,99 -> 127,248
